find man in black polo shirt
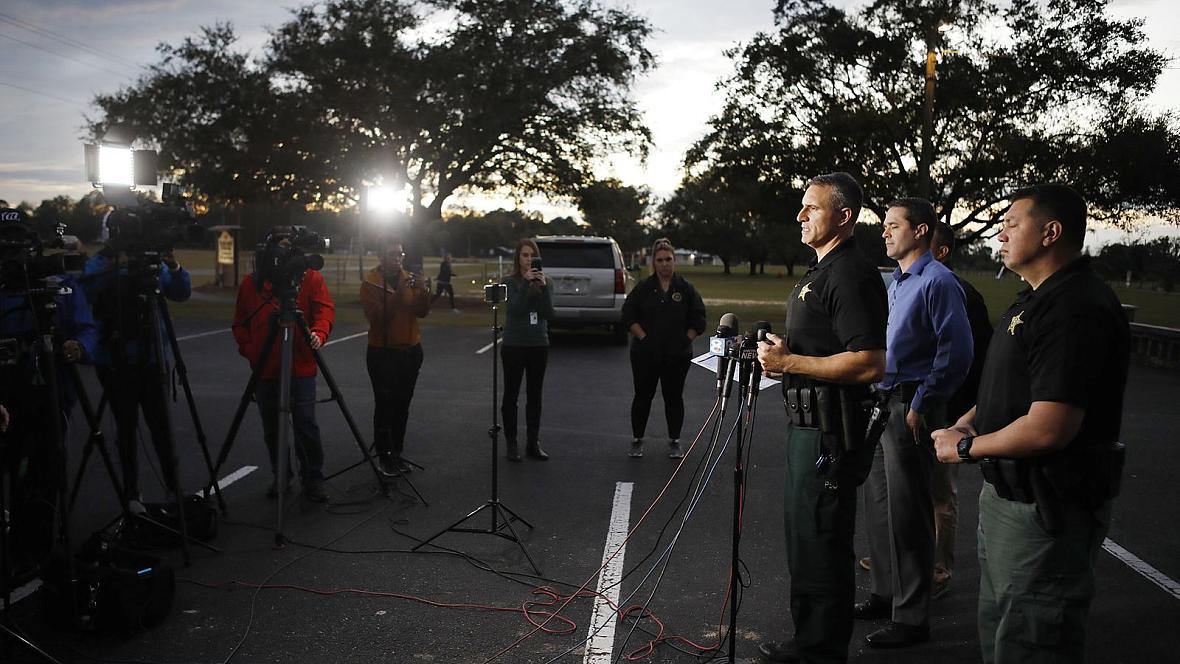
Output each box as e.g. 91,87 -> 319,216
757,172 -> 888,663
932,184 -> 1129,664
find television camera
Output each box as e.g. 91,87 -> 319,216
253,225 -> 326,296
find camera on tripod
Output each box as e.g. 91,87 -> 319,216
484,283 -> 507,304
104,184 -> 205,257
0,207 -> 84,290
254,226 -> 326,293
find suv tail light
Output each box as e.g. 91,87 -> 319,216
614,268 -> 626,294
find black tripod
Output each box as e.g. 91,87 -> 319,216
0,280 -> 74,664
78,253 -> 232,565
209,279 -> 395,545
413,293 -> 538,574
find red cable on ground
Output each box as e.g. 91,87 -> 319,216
477,400 -> 722,663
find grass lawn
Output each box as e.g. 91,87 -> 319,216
162,248 -> 1180,330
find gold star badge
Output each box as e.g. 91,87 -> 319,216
1008,311 -> 1024,335
798,283 -> 813,301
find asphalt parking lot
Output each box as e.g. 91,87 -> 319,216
6,313 -> 1180,663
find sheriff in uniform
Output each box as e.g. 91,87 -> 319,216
757,172 -> 888,664
933,184 -> 1129,664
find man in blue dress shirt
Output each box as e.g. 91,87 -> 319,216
855,198 -> 973,648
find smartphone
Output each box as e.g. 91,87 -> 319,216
531,257 -> 542,271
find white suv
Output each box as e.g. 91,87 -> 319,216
532,235 -> 636,343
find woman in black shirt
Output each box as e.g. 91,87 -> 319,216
621,238 -> 706,458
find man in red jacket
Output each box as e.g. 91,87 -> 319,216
232,231 -> 335,503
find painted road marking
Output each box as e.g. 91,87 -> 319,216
176,328 -> 231,341
476,339 -> 500,354
324,331 -> 367,347
1104,538 -> 1180,601
584,481 -> 633,664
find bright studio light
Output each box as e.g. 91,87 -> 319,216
366,183 -> 412,221
98,145 -> 134,185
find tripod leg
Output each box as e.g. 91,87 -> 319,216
144,299 -> 191,566
66,373 -> 130,523
159,297 -> 225,513
208,321 -> 280,510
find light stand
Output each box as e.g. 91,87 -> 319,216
412,291 -> 539,574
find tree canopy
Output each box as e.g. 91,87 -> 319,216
675,0 -> 1180,246
87,0 -> 654,224
575,178 -> 650,253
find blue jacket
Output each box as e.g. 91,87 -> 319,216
82,251 -> 191,365
0,273 -> 98,408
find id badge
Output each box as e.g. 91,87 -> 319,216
529,311 -> 539,325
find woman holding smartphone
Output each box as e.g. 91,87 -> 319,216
501,238 -> 555,461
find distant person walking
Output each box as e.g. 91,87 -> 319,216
431,253 -> 459,312
501,239 -> 554,462
622,238 -> 706,459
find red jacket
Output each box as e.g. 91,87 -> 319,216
232,270 -> 335,379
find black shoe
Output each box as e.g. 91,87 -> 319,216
395,457 -> 413,474
302,481 -> 329,504
526,440 -> 549,460
628,438 -> 644,458
667,439 -> 684,459
853,594 -> 891,620
377,454 -> 402,477
757,640 -> 800,663
865,622 -> 929,648
506,441 -> 523,462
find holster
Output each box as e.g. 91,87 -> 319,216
981,441 -> 1126,536
784,383 -> 872,455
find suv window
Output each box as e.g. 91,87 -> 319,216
535,242 -> 614,269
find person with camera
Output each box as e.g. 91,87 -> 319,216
83,242 -> 189,509
500,239 -> 554,462
1,214 -> 97,580
755,173 -> 888,664
360,237 -> 430,477
622,238 -> 706,459
233,229 -> 335,503
932,184 -> 1129,664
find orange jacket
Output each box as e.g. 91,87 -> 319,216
361,267 -> 430,349
232,270 -> 335,379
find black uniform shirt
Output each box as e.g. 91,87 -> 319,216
783,236 -> 888,393
947,274 -> 992,420
621,273 -> 706,357
975,257 -> 1130,451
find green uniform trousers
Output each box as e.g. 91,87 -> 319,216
977,482 -> 1111,663
783,423 -> 874,664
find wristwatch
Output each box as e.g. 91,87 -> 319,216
957,435 -> 977,463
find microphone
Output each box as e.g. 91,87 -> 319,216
746,322 -> 772,407
713,313 -> 739,397
716,312 -> 739,337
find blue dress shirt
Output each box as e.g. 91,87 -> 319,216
879,251 -> 973,414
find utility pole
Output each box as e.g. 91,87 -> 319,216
920,23 -> 937,200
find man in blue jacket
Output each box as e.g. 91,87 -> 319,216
83,243 -> 191,506
0,212 -> 97,579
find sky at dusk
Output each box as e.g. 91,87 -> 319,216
0,0 -> 1176,247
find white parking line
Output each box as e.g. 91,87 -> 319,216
209,465 -> 259,491
476,339 -> 499,354
324,331 -> 367,347
176,328 -> 231,341
1104,538 -> 1180,601
583,482 -> 633,664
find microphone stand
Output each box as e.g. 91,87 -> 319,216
724,336 -> 762,663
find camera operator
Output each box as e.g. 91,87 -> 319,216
361,237 -> 429,477
83,243 -> 190,508
232,228 -> 334,503
1,212 -> 97,580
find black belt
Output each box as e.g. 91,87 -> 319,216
879,381 -> 920,403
